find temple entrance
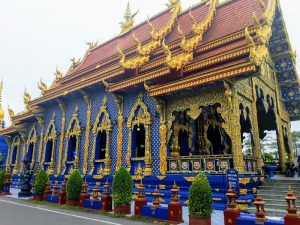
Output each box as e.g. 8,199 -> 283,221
45,140 -> 53,163
132,124 -> 146,158
95,131 -> 107,160
67,136 -> 77,162
168,104 -> 232,173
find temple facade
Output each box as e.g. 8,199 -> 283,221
1,0 -> 299,209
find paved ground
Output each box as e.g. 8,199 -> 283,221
1,189 -> 225,225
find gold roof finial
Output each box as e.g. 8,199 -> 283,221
120,1 -> 139,35
0,80 -> 4,123
23,88 -> 32,111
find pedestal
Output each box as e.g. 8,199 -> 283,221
224,208 -> 240,225
284,214 -> 300,225
134,198 -> 147,216
59,191 -> 66,205
168,202 -> 183,224
79,194 -> 90,208
101,195 -> 112,212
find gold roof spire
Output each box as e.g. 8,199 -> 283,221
120,1 -> 139,35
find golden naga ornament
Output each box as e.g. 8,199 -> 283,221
38,78 -> 48,96
8,106 -> 14,120
86,41 -> 98,52
162,0 -> 218,70
54,68 -> 63,81
117,0 -> 181,70
23,88 -> 31,111
69,58 -> 81,71
120,2 -> 139,35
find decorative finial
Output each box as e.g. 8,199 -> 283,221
120,1 -> 139,34
0,80 -> 4,124
8,106 -> 14,121
23,88 -> 31,111
54,67 -> 63,81
38,78 -> 48,96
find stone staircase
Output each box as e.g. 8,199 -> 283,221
247,178 -> 300,217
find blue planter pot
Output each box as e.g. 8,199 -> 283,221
264,165 -> 278,178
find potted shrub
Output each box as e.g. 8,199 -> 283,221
66,170 -> 83,206
34,170 -> 48,201
189,173 -> 213,225
112,167 -> 133,214
0,169 -> 5,194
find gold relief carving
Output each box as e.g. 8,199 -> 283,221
162,0 -> 218,70
154,98 -> 168,175
19,131 -> 27,173
8,106 -> 15,125
184,177 -> 196,182
117,47 -> 150,70
224,81 -> 233,110
252,187 -> 257,194
11,136 -> 21,174
252,177 -> 258,183
240,189 -> 248,195
259,176 -> 264,183
159,185 -> 166,190
57,100 -> 66,175
113,94 -> 124,171
90,96 -> 112,175
237,204 -> 248,210
82,92 -> 92,175
239,178 -> 250,185
126,94 -> 152,176
156,176 -> 166,180
119,2 -> 139,35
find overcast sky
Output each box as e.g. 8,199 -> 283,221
0,0 -> 299,131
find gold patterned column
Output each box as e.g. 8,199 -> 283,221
114,95 -> 124,171
82,93 -> 91,174
36,117 -> 44,170
48,138 -> 56,175
276,116 -> 286,173
19,132 -> 26,173
57,100 -> 66,175
155,99 -> 167,175
286,122 -> 295,162
5,137 -> 12,172
230,84 -> 244,173
104,129 -> 112,175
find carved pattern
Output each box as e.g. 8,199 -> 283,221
57,100 -> 66,175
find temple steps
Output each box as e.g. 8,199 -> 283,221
246,178 -> 300,218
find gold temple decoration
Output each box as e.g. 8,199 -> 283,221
126,93 -> 152,176
23,88 -> 31,111
8,106 -> 14,123
224,81 -> 233,110
89,96 -> 112,176
43,112 -> 57,175
162,0 -> 218,70
38,78 -> 48,96
0,80 -> 4,127
57,100 -> 66,175
69,58 -> 81,71
26,124 -> 37,167
113,94 -> 124,170
82,92 -> 91,175
245,0 -> 276,67
120,1 -> 139,35
86,41 -> 98,53
54,68 -> 63,82
117,0 -> 181,69
36,116 -> 44,167
10,136 -> 21,174
65,105 -> 81,170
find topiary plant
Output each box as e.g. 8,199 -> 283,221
189,173 -> 213,218
34,170 -> 48,196
112,167 -> 133,206
0,169 -> 5,191
66,170 -> 83,200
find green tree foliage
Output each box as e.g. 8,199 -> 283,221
188,173 -> 213,218
34,170 -> 48,196
0,169 -> 5,191
112,167 -> 133,206
66,170 -> 83,200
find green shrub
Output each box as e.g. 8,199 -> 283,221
34,170 -> 48,196
66,170 -> 83,200
188,173 -> 213,218
112,167 -> 133,206
0,169 -> 5,191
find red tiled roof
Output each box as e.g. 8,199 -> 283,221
67,0 -> 269,77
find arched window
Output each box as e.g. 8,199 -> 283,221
10,136 -> 21,174
127,94 -> 152,176
43,113 -> 57,174
65,106 -> 81,173
90,96 -> 112,176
